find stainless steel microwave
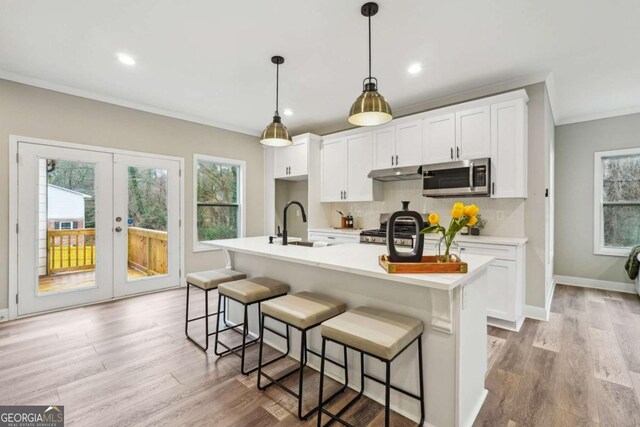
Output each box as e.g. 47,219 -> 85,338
422,158 -> 491,197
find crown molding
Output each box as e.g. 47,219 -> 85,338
556,106 -> 640,126
0,70 -> 260,137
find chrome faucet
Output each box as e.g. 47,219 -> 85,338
282,200 -> 307,245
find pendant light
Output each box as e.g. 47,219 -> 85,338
260,55 -> 293,146
348,2 -> 393,127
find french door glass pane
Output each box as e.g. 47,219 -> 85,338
39,159 -> 97,295
126,167 -> 169,280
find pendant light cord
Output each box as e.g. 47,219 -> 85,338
368,14 -> 372,82
275,62 -> 280,116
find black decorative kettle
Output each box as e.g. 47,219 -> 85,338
386,201 -> 425,263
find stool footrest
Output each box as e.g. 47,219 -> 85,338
362,372 -> 422,401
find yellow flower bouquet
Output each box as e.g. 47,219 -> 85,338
421,202 -> 480,262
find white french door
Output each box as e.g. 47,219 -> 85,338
113,154 -> 181,297
16,141 -> 182,316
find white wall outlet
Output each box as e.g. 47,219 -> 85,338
357,210 -> 362,217
496,210 -> 505,221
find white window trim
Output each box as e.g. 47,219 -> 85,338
593,147 -> 640,257
193,154 -> 246,253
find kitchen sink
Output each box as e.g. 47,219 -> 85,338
287,241 -> 332,247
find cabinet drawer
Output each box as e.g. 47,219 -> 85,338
308,232 -> 359,244
459,243 -> 516,261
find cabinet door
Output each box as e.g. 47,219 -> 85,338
455,106 -> 490,160
346,132 -> 374,201
372,126 -> 395,170
273,146 -> 291,179
491,99 -> 527,198
321,139 -> 347,202
395,120 -> 422,167
289,139 -> 308,177
485,260 -> 516,321
423,114 -> 455,165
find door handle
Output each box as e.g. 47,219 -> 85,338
115,226 -> 123,232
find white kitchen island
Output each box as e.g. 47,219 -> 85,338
204,237 -> 493,427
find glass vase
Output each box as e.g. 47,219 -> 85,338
435,237 -> 460,263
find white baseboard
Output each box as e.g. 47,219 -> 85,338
525,304 -> 550,321
0,308 -> 8,323
554,275 -> 636,294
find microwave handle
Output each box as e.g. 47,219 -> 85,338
468,161 -> 475,190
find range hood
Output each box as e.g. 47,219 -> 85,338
367,165 -> 422,182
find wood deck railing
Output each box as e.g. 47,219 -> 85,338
47,227 -> 168,276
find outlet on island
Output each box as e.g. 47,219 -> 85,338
496,210 -> 505,221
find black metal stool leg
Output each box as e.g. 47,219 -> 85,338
384,361 -> 391,427
418,337 -> 425,426
297,330 -> 307,419
257,313 -> 266,390
317,337 -> 326,427
185,284 -> 214,352
184,283 -> 190,337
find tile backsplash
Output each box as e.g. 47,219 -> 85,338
329,180 -> 525,237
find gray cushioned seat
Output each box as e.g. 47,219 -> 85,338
320,306 -> 423,360
261,292 -> 346,329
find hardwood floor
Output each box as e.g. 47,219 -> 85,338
0,288 -> 414,426
2,284 -> 640,426
475,284 -> 640,427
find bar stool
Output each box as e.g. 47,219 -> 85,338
215,277 -> 289,375
257,292 -> 349,420
185,268 -> 247,351
317,307 -> 425,427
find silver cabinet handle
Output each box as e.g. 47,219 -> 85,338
396,154 -> 399,164
391,155 -> 394,166
115,226 -> 122,232
457,147 -> 460,159
450,147 -> 453,160
344,191 -> 347,199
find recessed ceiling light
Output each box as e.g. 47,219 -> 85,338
283,109 -> 293,116
408,63 -> 422,74
117,53 -> 136,66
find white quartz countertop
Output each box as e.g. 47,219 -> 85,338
423,234 -> 528,246
203,236 -> 494,291
308,227 -> 363,235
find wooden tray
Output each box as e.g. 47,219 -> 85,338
379,255 -> 468,274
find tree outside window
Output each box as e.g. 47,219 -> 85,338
595,148 -> 640,255
194,155 -> 245,249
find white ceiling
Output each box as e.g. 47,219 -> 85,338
1,0 -> 639,135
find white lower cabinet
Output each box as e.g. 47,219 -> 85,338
425,237 -> 526,331
308,230 -> 360,244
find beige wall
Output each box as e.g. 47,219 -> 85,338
555,113 -> 640,285
0,79 -> 264,311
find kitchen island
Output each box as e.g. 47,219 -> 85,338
204,237 -> 494,427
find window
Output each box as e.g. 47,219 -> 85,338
193,154 -> 246,251
55,221 -> 74,230
594,148 -> 640,256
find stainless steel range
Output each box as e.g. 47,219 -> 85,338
359,213 -> 428,247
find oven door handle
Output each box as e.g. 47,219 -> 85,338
468,161 -> 475,191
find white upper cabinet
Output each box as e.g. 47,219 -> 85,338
395,120 -> 422,167
274,135 -> 308,179
455,106 -> 491,160
423,113 -> 456,164
346,132 -> 375,201
321,138 -> 347,202
372,120 -> 422,169
491,98 -> 527,198
372,126 -> 395,170
321,131 -> 380,202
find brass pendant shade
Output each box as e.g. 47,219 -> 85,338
348,82 -> 393,126
348,2 -> 393,127
260,55 -> 293,146
261,115 -> 292,147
